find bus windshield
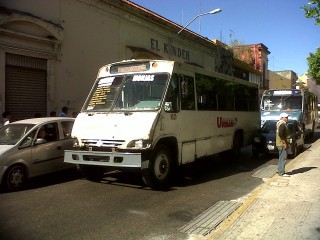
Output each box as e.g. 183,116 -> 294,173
261,95 -> 302,111
84,73 -> 169,111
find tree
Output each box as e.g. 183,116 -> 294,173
307,47 -> 320,84
302,0 -> 320,25
302,1 -> 320,83
229,40 -> 256,68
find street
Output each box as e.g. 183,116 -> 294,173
0,130 -> 318,240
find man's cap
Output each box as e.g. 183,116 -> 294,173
280,113 -> 289,118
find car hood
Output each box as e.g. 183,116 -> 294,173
0,145 -> 15,155
263,133 -> 276,143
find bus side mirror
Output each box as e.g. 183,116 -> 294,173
164,102 -> 173,112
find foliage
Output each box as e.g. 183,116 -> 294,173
302,0 -> 320,25
229,40 -> 256,67
307,47 -> 320,84
302,1 -> 320,83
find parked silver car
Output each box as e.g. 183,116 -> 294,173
0,117 -> 75,191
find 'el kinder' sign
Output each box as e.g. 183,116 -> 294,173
150,38 -> 190,61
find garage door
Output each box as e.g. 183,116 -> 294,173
5,53 -> 47,121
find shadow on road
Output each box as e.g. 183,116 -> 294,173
287,167 -> 318,175
0,168 -> 82,193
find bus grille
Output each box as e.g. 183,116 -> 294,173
81,139 -> 125,148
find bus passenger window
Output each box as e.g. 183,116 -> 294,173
180,75 -> 195,110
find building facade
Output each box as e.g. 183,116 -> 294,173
273,70 -> 298,89
233,43 -> 270,95
0,0 -> 240,121
268,70 -> 291,89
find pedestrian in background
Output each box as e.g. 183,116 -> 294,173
72,111 -> 78,118
50,111 -> 57,117
59,107 -> 68,117
276,112 -> 290,177
1,111 -> 12,126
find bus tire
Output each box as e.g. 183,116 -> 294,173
79,165 -> 105,181
141,145 -> 173,190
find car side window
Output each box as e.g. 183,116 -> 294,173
43,123 -> 59,142
61,121 -> 74,139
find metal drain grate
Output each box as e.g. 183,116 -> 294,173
179,201 -> 242,236
252,165 -> 277,179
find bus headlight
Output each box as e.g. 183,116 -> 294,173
73,138 -> 80,147
127,139 -> 151,148
135,140 -> 143,148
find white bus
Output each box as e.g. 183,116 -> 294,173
65,60 -> 260,189
260,89 -> 318,137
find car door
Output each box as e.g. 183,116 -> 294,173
30,122 -> 64,176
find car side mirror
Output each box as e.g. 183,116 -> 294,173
35,138 -> 46,144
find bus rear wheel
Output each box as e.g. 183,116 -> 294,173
141,145 -> 173,190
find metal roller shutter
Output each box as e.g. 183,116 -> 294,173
5,54 -> 47,121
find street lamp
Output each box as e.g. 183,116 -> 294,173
168,8 -> 221,59
177,8 -> 222,35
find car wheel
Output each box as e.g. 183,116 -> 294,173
141,145 -> 173,190
299,138 -> 305,153
3,165 -> 27,191
252,148 -> 259,159
289,144 -> 298,159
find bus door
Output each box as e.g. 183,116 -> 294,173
163,73 -> 197,164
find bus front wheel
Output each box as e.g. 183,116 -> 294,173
141,145 -> 173,190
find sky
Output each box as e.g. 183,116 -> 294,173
130,0 -> 320,76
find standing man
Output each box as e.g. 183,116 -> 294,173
276,113 -> 290,177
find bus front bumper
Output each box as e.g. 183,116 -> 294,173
64,150 -> 142,168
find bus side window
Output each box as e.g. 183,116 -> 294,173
180,75 -> 195,110
164,74 -> 180,112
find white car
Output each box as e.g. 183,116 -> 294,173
0,117 -> 75,191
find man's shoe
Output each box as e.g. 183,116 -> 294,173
281,173 -> 290,177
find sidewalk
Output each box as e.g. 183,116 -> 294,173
209,139 -> 320,240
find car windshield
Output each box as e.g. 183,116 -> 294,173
261,95 -> 302,111
0,124 -> 35,145
84,73 -> 169,112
